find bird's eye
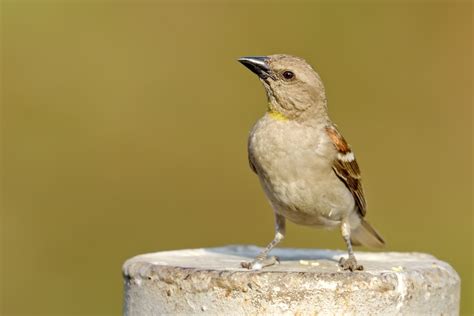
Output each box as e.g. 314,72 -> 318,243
282,71 -> 295,80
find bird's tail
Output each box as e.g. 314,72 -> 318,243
351,218 -> 385,248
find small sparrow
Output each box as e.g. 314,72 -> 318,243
238,54 -> 385,271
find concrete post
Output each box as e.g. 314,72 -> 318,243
123,245 -> 460,315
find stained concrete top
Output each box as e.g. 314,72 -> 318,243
123,245 -> 460,315
124,245 -> 454,274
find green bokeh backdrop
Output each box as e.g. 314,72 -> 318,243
1,1 -> 472,315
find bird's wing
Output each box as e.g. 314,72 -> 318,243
248,153 -> 257,174
325,125 -> 367,217
248,139 -> 258,174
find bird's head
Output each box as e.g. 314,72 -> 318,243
238,54 -> 328,121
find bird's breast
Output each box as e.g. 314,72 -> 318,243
249,116 -> 333,178
248,115 -> 354,225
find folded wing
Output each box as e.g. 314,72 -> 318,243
325,125 -> 367,217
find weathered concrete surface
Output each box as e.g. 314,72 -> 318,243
123,245 -> 460,315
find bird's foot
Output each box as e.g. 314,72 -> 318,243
241,256 -> 280,270
339,256 -> 363,271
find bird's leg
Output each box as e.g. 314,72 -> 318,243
339,221 -> 363,271
241,213 -> 285,270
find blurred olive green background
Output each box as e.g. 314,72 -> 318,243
1,1 -> 472,315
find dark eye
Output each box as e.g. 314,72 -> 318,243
282,70 -> 295,80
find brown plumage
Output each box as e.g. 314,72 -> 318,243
325,125 -> 367,217
239,54 -> 385,271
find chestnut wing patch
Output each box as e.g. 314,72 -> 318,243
325,126 -> 367,217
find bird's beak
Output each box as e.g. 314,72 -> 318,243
238,56 -> 274,80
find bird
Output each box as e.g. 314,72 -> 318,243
238,54 -> 385,271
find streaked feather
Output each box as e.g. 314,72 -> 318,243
325,126 -> 367,217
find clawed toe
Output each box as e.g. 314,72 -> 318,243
241,256 -> 280,270
339,256 -> 363,271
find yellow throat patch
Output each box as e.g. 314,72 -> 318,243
267,109 -> 288,121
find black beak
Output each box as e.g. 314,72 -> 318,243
238,56 -> 273,80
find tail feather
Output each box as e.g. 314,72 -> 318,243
351,219 -> 385,248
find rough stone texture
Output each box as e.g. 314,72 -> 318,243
123,245 -> 460,315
